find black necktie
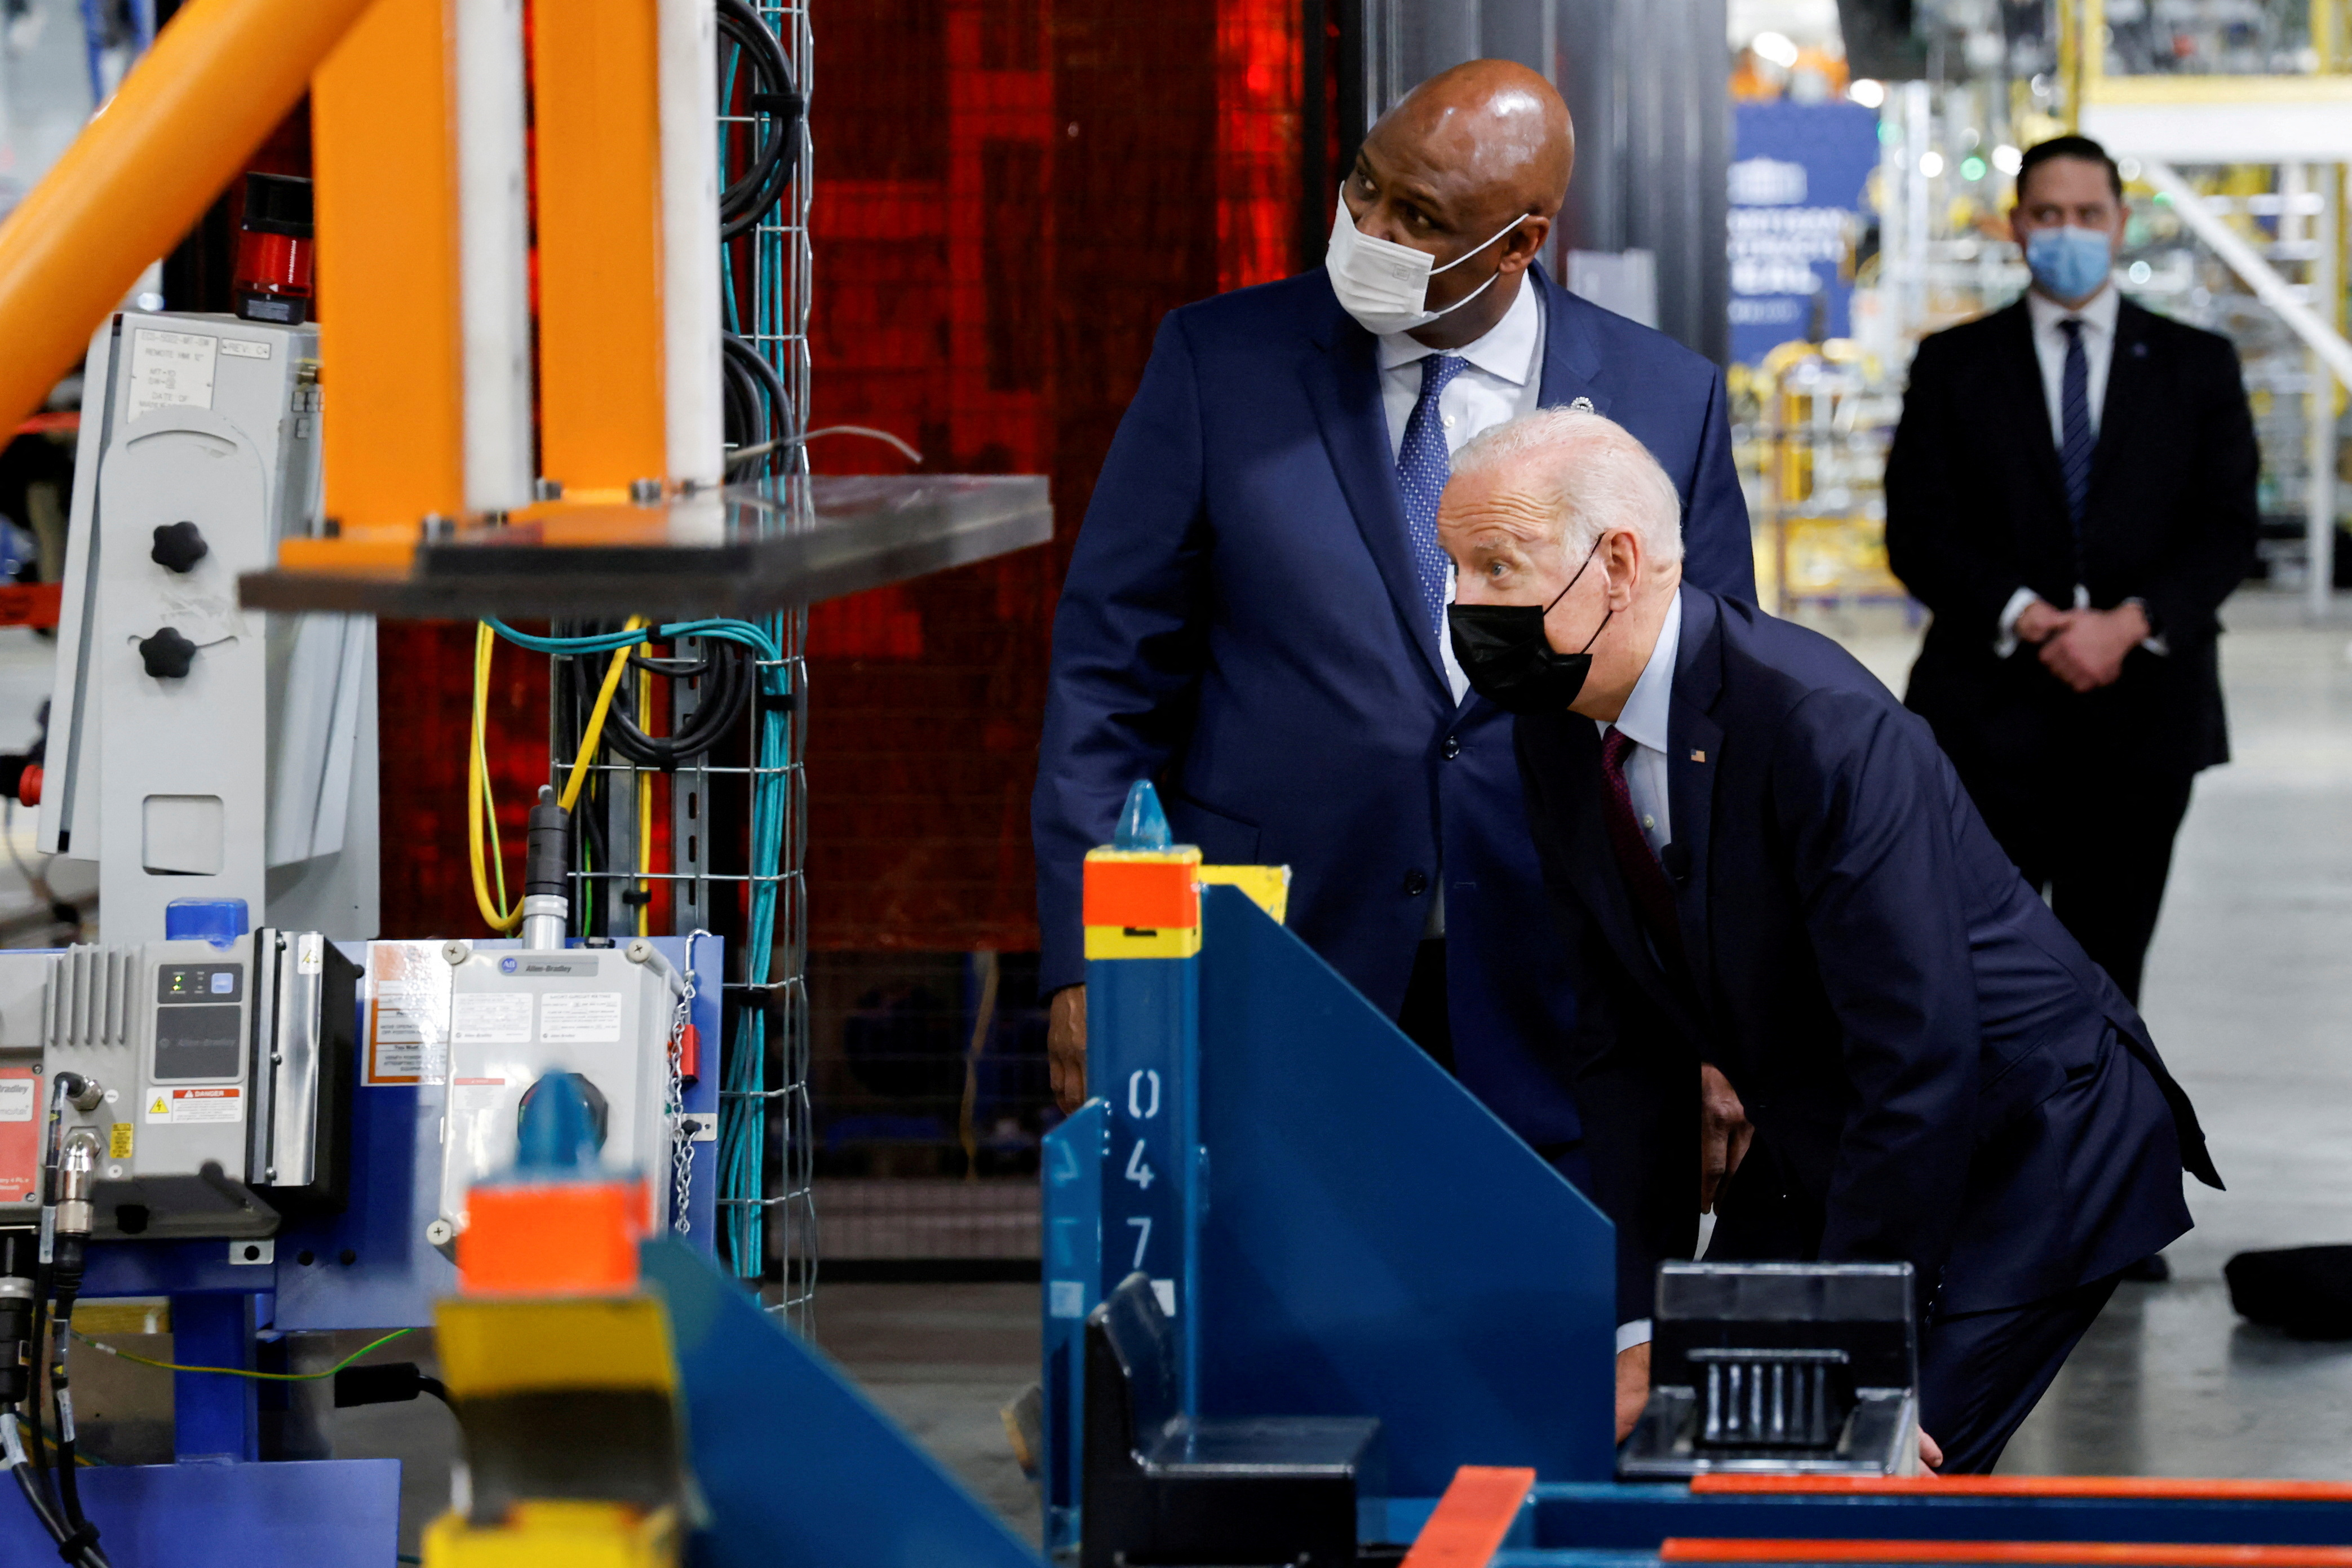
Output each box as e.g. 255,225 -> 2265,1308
2058,318 -> 2094,545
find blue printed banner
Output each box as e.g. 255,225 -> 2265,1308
1729,101 -> 1881,366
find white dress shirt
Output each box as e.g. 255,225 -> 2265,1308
1594,587 -> 1682,860
1592,588 -> 1684,1354
1379,278 -> 1545,938
1995,285 -> 2161,657
2027,282 -> 2117,450
1378,276 -> 1547,708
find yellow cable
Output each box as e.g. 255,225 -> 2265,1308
469,624 -> 520,934
469,618 -> 641,937
560,617 -> 644,816
636,662 -> 652,937
74,1326 -> 416,1381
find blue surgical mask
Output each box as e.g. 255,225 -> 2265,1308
2025,225 -> 2114,304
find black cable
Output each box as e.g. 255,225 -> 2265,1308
47,1293 -> 93,1562
24,1264 -> 47,1505
604,640 -> 753,769
719,342 -> 765,460
8,1450 -> 103,1568
716,0 -> 801,241
721,331 -> 791,477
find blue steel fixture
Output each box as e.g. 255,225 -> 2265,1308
1189,885 -> 1616,1492
1043,826 -> 1621,1552
643,1236 -> 1042,1568
1042,1098 -> 1107,1551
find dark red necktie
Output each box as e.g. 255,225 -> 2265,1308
1600,726 -> 1685,971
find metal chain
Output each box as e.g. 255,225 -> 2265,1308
668,931 -> 709,1234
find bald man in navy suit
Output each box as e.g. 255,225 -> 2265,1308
1031,62 -> 1755,1184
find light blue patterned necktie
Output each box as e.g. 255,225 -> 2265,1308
1396,353 -> 1469,636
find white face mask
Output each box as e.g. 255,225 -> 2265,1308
1325,190 -> 1522,336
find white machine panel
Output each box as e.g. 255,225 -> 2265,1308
432,939 -> 681,1243
41,311 -> 378,943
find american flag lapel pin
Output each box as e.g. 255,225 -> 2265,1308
1689,749 -> 1706,762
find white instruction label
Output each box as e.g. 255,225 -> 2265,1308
538,991 -> 623,1045
0,1082 -> 30,1123
367,940 -> 451,1084
127,328 -> 219,421
218,338 -> 272,360
451,991 -> 533,1046
145,1087 -> 242,1124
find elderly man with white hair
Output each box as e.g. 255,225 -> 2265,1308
1437,408 -> 2219,1474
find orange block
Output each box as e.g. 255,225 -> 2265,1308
1401,1467 -> 1536,1568
1083,858 -> 1198,930
458,1177 -> 648,1295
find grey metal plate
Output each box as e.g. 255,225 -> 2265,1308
237,474 -> 1052,619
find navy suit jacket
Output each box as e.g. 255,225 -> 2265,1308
1033,265 -> 1756,1146
1887,298 -> 2258,794
1516,590 -> 2219,1325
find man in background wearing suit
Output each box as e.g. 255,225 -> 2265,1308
1886,134 -> 2260,1009
1448,407 -> 2218,1473
1030,60 -> 1756,1172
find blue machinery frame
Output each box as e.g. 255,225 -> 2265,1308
0,934 -> 723,1567
18,889 -> 2352,1566
1042,884 -> 2352,1566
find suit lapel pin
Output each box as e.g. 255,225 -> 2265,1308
1689,749 -> 1706,763
1569,396 -> 1595,414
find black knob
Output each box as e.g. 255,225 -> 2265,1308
1401,869 -> 1429,897
138,627 -> 197,680
150,520 -> 209,573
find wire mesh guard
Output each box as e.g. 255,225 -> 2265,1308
809,953 -> 1053,1273
719,0 -> 814,1330
539,0 -> 818,1331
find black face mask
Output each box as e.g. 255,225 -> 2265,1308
1446,537 -> 1613,715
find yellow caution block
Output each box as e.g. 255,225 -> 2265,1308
423,1501 -> 677,1568
1199,863 -> 1290,925
1083,849 -> 1294,960
436,1295 -> 679,1399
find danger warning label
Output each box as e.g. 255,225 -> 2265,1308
145,1087 -> 242,1125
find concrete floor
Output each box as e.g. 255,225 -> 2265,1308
2001,590 -> 2352,1476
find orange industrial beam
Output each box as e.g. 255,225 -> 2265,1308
532,0 -> 670,498
1401,1468 -> 1538,1568
311,0 -> 465,538
0,0 -> 379,436
1662,1542 -> 2352,1567
1693,1476 -> 2352,1503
